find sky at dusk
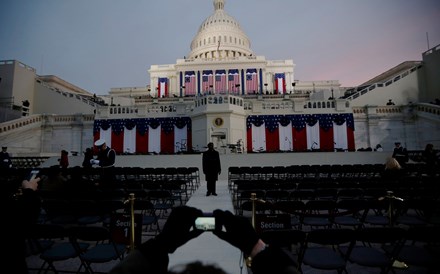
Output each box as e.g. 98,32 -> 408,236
1,0 -> 439,95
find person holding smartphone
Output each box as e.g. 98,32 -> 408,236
3,175 -> 42,274
110,206 -> 299,274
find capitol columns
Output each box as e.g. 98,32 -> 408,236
151,77 -> 158,97
169,75 -> 176,97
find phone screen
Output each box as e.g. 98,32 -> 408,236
195,217 -> 216,231
28,169 -> 39,181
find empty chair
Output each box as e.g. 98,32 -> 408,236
302,200 -> 336,229
334,199 -> 368,229
127,199 -> 161,235
162,179 -> 188,205
336,188 -> 364,200
69,225 -> 127,273
290,189 -> 315,202
363,198 -> 393,227
28,223 -> 89,273
265,190 -> 290,204
70,199 -> 103,225
302,228 -> 356,274
343,227 -> 406,274
314,188 -> 338,200
395,198 -> 433,227
41,199 -> 77,225
147,190 -> 174,218
393,226 -> 440,271
260,229 -> 306,272
273,200 -> 305,229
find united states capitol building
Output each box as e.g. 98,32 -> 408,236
1,0 -> 439,159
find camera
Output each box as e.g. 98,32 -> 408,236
195,214 -> 216,231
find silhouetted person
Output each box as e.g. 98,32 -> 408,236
58,149 -> 69,169
82,147 -> 94,168
392,142 -> 408,167
3,176 -> 42,274
422,143 -> 438,174
386,99 -> 395,105
202,142 -> 221,196
0,146 -> 12,168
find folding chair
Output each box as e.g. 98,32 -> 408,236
343,227 -> 406,274
333,199 -> 368,229
302,200 -> 336,229
302,228 -> 355,274
393,226 -> 440,271
69,225 -> 127,274
28,223 -> 89,273
260,229 -> 306,273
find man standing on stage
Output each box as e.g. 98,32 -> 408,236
202,142 -> 221,196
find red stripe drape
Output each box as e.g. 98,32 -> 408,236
136,132 -> 148,154
292,128 -> 307,152
265,128 -> 279,153
111,132 -> 124,154
319,128 -> 334,152
160,131 -> 174,154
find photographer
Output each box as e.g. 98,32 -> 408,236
110,206 -> 299,274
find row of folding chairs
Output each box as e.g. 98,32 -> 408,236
231,178 -> 440,211
228,164 -> 387,182
10,157 -> 50,168
228,163 -> 439,186
27,223 -> 127,274
40,187 -> 180,231
237,198 -> 440,230
258,225 -> 440,274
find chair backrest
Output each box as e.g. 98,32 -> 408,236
69,225 -> 112,242
261,229 -> 306,249
355,227 -> 406,244
28,223 -> 66,240
305,228 -> 355,246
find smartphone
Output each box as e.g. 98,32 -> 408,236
195,216 -> 216,231
27,169 -> 40,181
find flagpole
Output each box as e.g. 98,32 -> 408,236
426,32 -> 430,50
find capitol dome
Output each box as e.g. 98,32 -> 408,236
188,0 -> 253,59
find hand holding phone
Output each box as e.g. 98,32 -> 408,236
27,169 -> 40,181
